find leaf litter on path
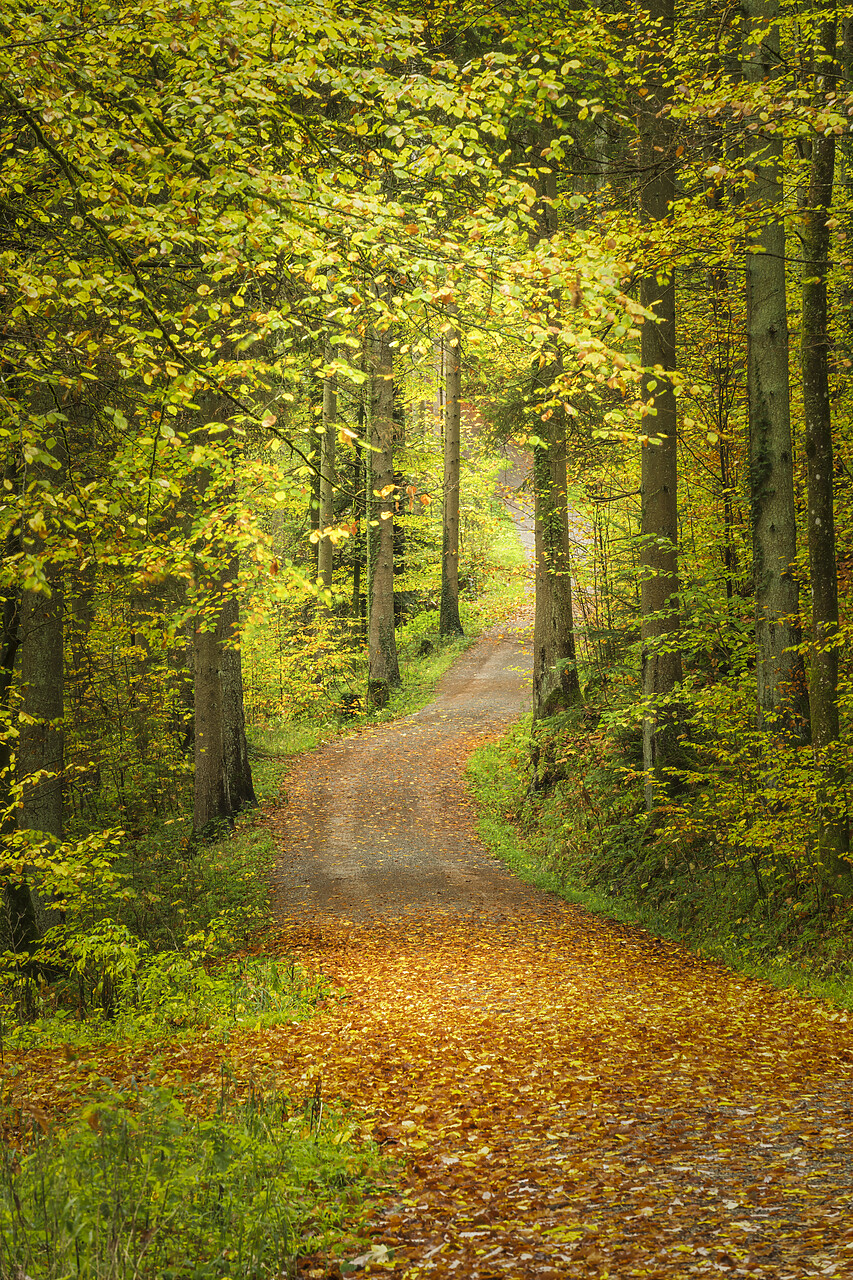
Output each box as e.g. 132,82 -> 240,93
243,906 -> 853,1280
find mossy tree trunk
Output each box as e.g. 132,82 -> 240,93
317,343 -> 336,596
191,414 -> 254,837
220,562 -> 257,814
528,156 -> 581,723
532,402 -> 581,721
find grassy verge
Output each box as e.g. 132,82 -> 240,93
1,1080 -> 387,1279
467,717 -> 853,1012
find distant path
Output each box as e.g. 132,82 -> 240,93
269,609 -> 542,923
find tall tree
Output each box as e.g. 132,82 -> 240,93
743,0 -> 810,739
439,320 -> 464,637
318,345 -> 337,595
801,7 -> 849,877
191,415 -> 255,837
638,0 -> 682,802
367,330 -> 401,707
193,602 -> 229,838
9,417 -> 67,949
220,561 -> 257,815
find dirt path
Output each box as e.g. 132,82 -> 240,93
264,618 -> 853,1279
270,611 -> 539,923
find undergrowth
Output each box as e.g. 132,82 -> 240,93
0,1079 -> 386,1279
467,712 -> 853,1012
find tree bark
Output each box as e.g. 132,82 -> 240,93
191,416 -> 254,836
367,329 -> 401,708
532,400 -> 581,720
220,569 -> 257,813
743,0 -> 811,740
0,459 -> 27,952
317,344 -> 337,595
526,151 -> 582,722
439,320 -> 464,637
352,395 -> 367,639
193,612 -> 229,836
638,0 -> 683,805
801,10 -> 850,878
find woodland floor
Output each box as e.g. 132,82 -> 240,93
264,615 -> 853,1279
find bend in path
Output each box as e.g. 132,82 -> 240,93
262,613 -> 853,1280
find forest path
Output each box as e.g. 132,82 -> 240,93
262,619 -> 853,1278
269,609 -> 540,923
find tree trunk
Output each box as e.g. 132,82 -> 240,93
317,344 -> 336,595
439,320 -> 463,637
743,0 -> 810,740
526,151 -> 582,722
191,417 -> 254,835
367,329 -> 401,708
638,0 -> 682,806
0,579 -> 24,952
801,10 -> 850,879
0,464 -> 27,952
532,401 -> 581,720
14,564 -> 64,952
220,573 -> 257,813
193,613 -> 229,836
353,398 -> 367,640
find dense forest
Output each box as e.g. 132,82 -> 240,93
3,0 -> 853,1009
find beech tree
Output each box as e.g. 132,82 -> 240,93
800,7 -> 850,876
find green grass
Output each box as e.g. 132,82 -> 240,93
248,721 -> 341,761
467,720 -> 853,1013
0,1081 -> 387,1280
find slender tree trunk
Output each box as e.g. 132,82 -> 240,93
0,584 -> 24,951
220,568 -> 256,813
0,461 -> 27,951
532,399 -> 581,720
743,0 -> 810,739
353,396 -> 367,639
191,417 -> 254,835
318,344 -> 336,594
440,320 -> 463,637
639,0 -> 682,805
193,613 -> 229,836
367,329 -> 401,708
802,10 -> 850,879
